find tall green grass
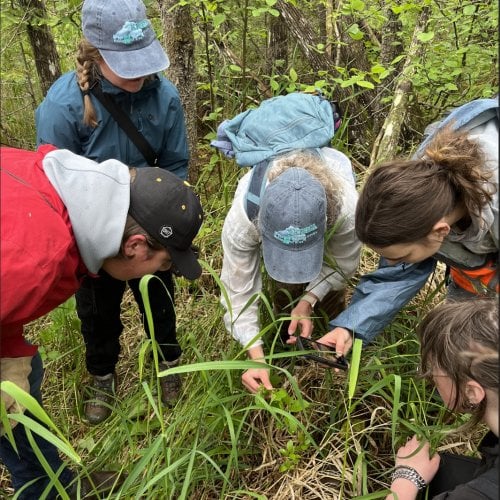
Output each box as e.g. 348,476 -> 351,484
1,149 -> 481,499
1,246 -> 479,499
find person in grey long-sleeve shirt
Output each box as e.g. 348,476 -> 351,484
320,99 -> 498,358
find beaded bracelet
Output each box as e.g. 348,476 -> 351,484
391,465 -> 427,490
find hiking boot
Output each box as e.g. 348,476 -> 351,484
159,359 -> 182,406
68,470 -> 126,499
84,373 -> 116,425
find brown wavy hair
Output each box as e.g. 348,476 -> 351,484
418,297 -> 499,426
355,126 -> 494,247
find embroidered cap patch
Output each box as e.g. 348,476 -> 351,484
113,20 -> 150,45
273,224 -> 318,245
160,225 -> 173,239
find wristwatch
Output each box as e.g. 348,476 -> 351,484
301,292 -> 318,309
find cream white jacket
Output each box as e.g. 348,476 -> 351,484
220,147 -> 361,348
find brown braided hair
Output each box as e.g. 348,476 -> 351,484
76,38 -> 102,128
75,38 -> 156,128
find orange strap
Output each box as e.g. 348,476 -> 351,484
450,261 -> 499,295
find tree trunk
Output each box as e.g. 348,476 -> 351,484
157,0 -> 198,183
266,13 -> 288,76
276,0 -> 329,72
17,0 -> 61,96
372,2 -> 403,132
369,7 -> 430,169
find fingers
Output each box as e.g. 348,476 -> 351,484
430,452 -> 441,468
288,318 -> 298,335
398,435 -> 418,455
335,335 -> 345,356
297,320 -> 313,339
288,317 -> 313,336
336,329 -> 354,357
241,369 -> 273,394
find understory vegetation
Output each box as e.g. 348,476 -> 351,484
0,186 -> 483,499
0,0 -> 497,498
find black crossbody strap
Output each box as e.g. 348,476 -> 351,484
90,82 -> 159,166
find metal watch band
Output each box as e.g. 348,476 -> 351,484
391,465 -> 427,491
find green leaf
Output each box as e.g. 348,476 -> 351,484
355,79 -> 375,89
348,338 -> 363,400
347,24 -> 364,41
350,0 -> 365,11
371,64 -> 386,74
289,67 -> 298,82
340,77 -> 357,88
229,64 -> 242,73
391,54 -> 405,65
463,5 -> 477,15
417,32 -> 435,42
270,79 -> 280,91
265,0 -> 278,5
212,13 -> 226,28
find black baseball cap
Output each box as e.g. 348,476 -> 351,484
129,168 -> 203,280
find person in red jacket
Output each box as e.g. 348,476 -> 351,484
0,145 -> 203,498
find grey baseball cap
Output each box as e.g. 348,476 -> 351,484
259,167 -> 327,284
82,0 -> 170,79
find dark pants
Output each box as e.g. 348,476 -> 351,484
76,269 -> 181,376
270,281 -> 346,342
0,353 -> 74,499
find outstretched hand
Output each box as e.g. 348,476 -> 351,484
386,436 -> 441,500
394,435 -> 441,484
286,300 -> 314,344
241,365 -> 273,393
317,327 -> 353,357
243,345 -> 273,394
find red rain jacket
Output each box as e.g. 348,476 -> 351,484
0,145 -> 87,357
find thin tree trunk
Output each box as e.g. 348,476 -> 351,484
266,13 -> 288,75
276,0 -> 330,72
17,0 -> 61,96
373,2 -> 403,132
369,6 -> 430,169
158,0 -> 198,183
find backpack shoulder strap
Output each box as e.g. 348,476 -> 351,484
245,160 -> 271,221
89,82 -> 159,166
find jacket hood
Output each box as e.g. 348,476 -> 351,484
42,149 -> 130,273
448,118 -> 498,253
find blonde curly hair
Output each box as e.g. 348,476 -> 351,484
267,149 -> 343,226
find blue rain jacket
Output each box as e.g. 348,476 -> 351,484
35,71 -> 188,179
330,98 -> 498,344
